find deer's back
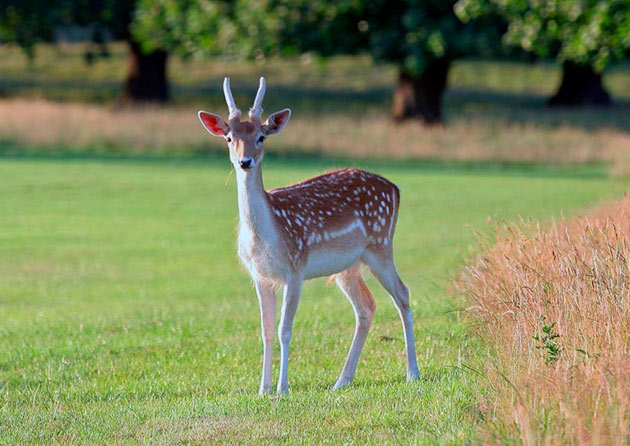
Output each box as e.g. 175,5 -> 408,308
267,169 -> 401,271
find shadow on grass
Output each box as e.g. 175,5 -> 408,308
187,81 -> 630,134
2,75 -> 630,132
299,364 -> 473,394
446,88 -> 630,132
0,143 -> 608,180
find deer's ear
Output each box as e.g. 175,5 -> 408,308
263,108 -> 291,135
198,111 -> 230,137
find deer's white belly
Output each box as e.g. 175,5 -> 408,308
302,220 -> 369,279
303,244 -> 365,279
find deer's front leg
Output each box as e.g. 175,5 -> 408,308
277,276 -> 303,394
255,279 -> 277,395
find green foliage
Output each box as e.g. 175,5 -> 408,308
131,0 -> 367,60
456,0 -> 630,71
0,0 -> 501,76
132,0 -> 229,57
131,0 -> 502,74
54,0 -> 137,38
359,0 -> 502,74
533,316 -> 562,365
233,0 -> 504,74
0,0 -> 137,59
224,0 -> 368,59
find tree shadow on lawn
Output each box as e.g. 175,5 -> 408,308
300,364 -> 473,394
181,82 -> 630,134
445,88 -> 630,133
180,79 -> 630,133
2,74 -> 630,133
0,148 -> 607,181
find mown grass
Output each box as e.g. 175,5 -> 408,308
0,154 -> 626,444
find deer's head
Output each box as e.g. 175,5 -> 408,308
198,77 -> 291,171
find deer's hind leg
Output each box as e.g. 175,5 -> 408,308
333,264 -> 376,390
362,248 -> 419,381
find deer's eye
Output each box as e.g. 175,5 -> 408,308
226,137 -> 232,143
257,136 -> 266,144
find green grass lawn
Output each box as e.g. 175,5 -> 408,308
0,155 -> 625,445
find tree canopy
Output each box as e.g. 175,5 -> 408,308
133,0 -> 502,69
131,0 -> 228,58
133,0 -> 502,121
455,0 -> 630,72
359,0 -> 501,75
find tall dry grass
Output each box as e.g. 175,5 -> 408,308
1,98 -> 629,164
459,199 -> 630,445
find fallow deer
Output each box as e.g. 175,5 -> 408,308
198,77 -> 419,394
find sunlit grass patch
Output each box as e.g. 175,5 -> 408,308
0,156 -> 626,444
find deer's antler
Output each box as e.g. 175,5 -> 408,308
223,77 -> 241,120
249,76 -> 266,121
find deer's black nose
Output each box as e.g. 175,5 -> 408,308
239,158 -> 252,169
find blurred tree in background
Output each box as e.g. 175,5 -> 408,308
0,0 -> 55,60
358,0 -> 502,123
57,0 -> 170,102
3,0 -> 630,113
132,0 -> 229,60
0,0 -> 170,103
201,0 -> 503,124
456,0 -> 630,106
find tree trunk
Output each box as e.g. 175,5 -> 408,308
392,58 -> 450,124
548,61 -> 611,107
121,39 -> 169,103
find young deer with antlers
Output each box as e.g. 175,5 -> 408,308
198,77 -> 419,394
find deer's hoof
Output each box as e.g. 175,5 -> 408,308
332,378 -> 352,390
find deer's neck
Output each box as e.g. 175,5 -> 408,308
236,168 -> 275,238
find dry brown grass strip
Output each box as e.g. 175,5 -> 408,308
459,198 -> 630,445
611,144 -> 630,177
1,98 -> 629,165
